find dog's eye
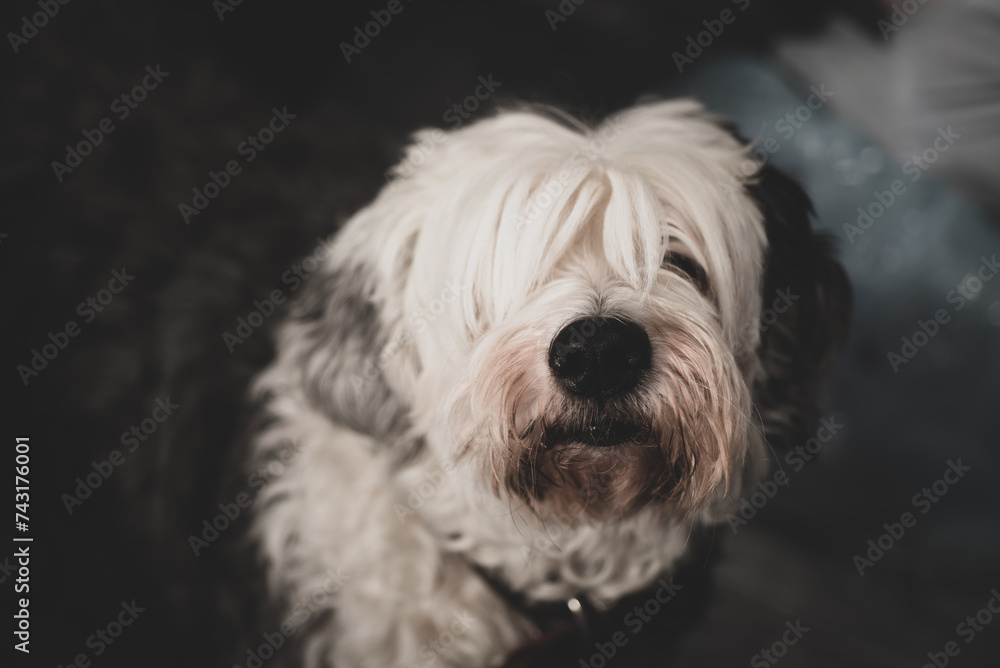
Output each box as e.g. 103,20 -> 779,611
662,252 -> 710,294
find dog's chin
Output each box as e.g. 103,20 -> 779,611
493,401 -> 679,521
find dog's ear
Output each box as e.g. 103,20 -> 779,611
279,254 -> 411,443
747,164 -> 852,450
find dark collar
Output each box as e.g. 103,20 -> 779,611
469,528 -> 716,667
471,565 -> 619,667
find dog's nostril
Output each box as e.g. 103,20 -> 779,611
548,316 -> 651,400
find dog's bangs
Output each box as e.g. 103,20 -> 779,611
601,168 -> 666,296
486,162 -> 666,311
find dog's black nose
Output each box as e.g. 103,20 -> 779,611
548,317 -> 651,399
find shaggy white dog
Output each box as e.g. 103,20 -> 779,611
249,100 -> 849,667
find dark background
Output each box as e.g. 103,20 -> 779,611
3,0 -> 999,666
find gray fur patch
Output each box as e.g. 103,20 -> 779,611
290,262 -> 411,443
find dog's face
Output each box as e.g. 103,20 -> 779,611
286,101 -> 850,528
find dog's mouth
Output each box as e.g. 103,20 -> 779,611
542,417 -> 650,448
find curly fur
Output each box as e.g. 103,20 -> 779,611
248,100 -> 850,667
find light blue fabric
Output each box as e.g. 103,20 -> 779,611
649,56 -> 1000,557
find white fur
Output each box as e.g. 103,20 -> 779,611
251,100 -> 771,667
